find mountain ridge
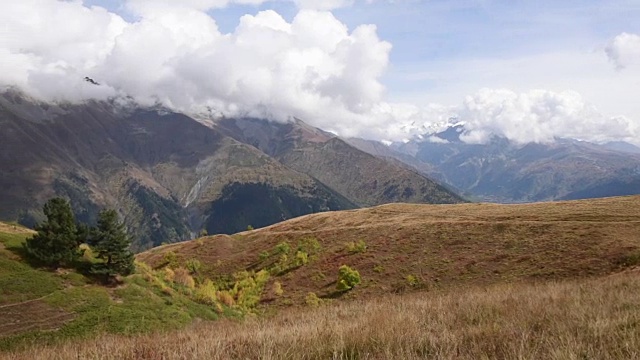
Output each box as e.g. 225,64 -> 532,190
0,92 -> 462,249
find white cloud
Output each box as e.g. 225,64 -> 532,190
125,0 -> 355,13
291,0 -> 355,10
606,32 -> 640,70
455,89 -> 639,145
0,0 -> 638,147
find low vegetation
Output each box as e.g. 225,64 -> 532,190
137,195 -> 640,306
0,226 -> 220,352
336,265 -> 361,291
5,272 -> 640,359
3,195 -> 640,358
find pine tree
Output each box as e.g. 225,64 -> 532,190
24,198 -> 80,267
91,209 -> 135,280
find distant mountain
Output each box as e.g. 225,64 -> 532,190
353,125 -> 640,203
602,141 -> 640,154
215,118 -> 464,207
0,92 -> 462,249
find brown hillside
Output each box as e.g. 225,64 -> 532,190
138,195 -> 640,307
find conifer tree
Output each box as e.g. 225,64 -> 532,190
91,209 -> 135,280
24,197 -> 80,267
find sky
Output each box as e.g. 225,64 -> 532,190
1,0 -> 640,144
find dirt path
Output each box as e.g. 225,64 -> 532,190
0,295 -> 74,338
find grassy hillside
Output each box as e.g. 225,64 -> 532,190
5,271 -> 640,359
3,196 -> 640,358
138,195 -> 640,307
0,224 -> 220,352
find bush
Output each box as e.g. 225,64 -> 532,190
345,239 -> 367,254
186,259 -> 202,274
294,251 -> 309,267
259,251 -> 270,261
163,268 -> 175,283
231,270 -> 270,309
336,265 -> 361,291
406,274 -> 418,287
275,241 -> 291,255
305,292 -> 322,307
163,251 -> 178,268
297,237 -> 322,254
218,290 -> 235,306
273,281 -> 284,296
194,279 -> 217,305
173,268 -> 195,289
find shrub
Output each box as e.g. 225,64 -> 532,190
194,279 -> 218,305
294,251 -> 309,267
163,268 -> 175,283
173,268 -> 195,289
186,259 -> 202,274
163,251 -> 178,268
373,264 -> 385,273
406,274 -> 418,287
259,251 -> 270,261
305,292 -> 322,307
247,225 -> 254,231
273,281 -> 284,296
345,239 -> 367,254
218,291 -> 235,306
231,270 -> 270,309
273,254 -> 289,274
160,285 -> 173,296
336,265 -> 361,291
297,237 -> 322,254
275,241 -> 291,255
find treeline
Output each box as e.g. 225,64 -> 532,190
24,197 -> 134,281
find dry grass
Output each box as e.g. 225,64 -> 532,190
0,223 -> 34,235
138,195 -> 640,306
5,271 -> 640,360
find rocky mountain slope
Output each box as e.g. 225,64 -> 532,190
0,92 -> 462,249
351,125 -> 640,202
215,118 -> 464,206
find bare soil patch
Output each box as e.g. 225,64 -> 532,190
0,299 -> 74,338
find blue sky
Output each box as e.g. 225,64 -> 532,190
3,0 -> 640,143
84,0 -> 640,105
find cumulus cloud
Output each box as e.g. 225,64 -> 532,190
125,0 -> 355,13
605,32 -> 640,70
454,89 -> 639,145
0,0 -> 638,146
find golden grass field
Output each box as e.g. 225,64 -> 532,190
139,195 -> 640,306
4,270 -> 640,359
2,195 -> 640,359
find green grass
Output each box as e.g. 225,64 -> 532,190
0,229 -> 219,352
0,232 -> 29,252
0,232 -> 64,305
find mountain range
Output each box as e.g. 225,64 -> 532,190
4,89 -> 640,250
348,125 -> 640,203
0,91 -> 462,250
